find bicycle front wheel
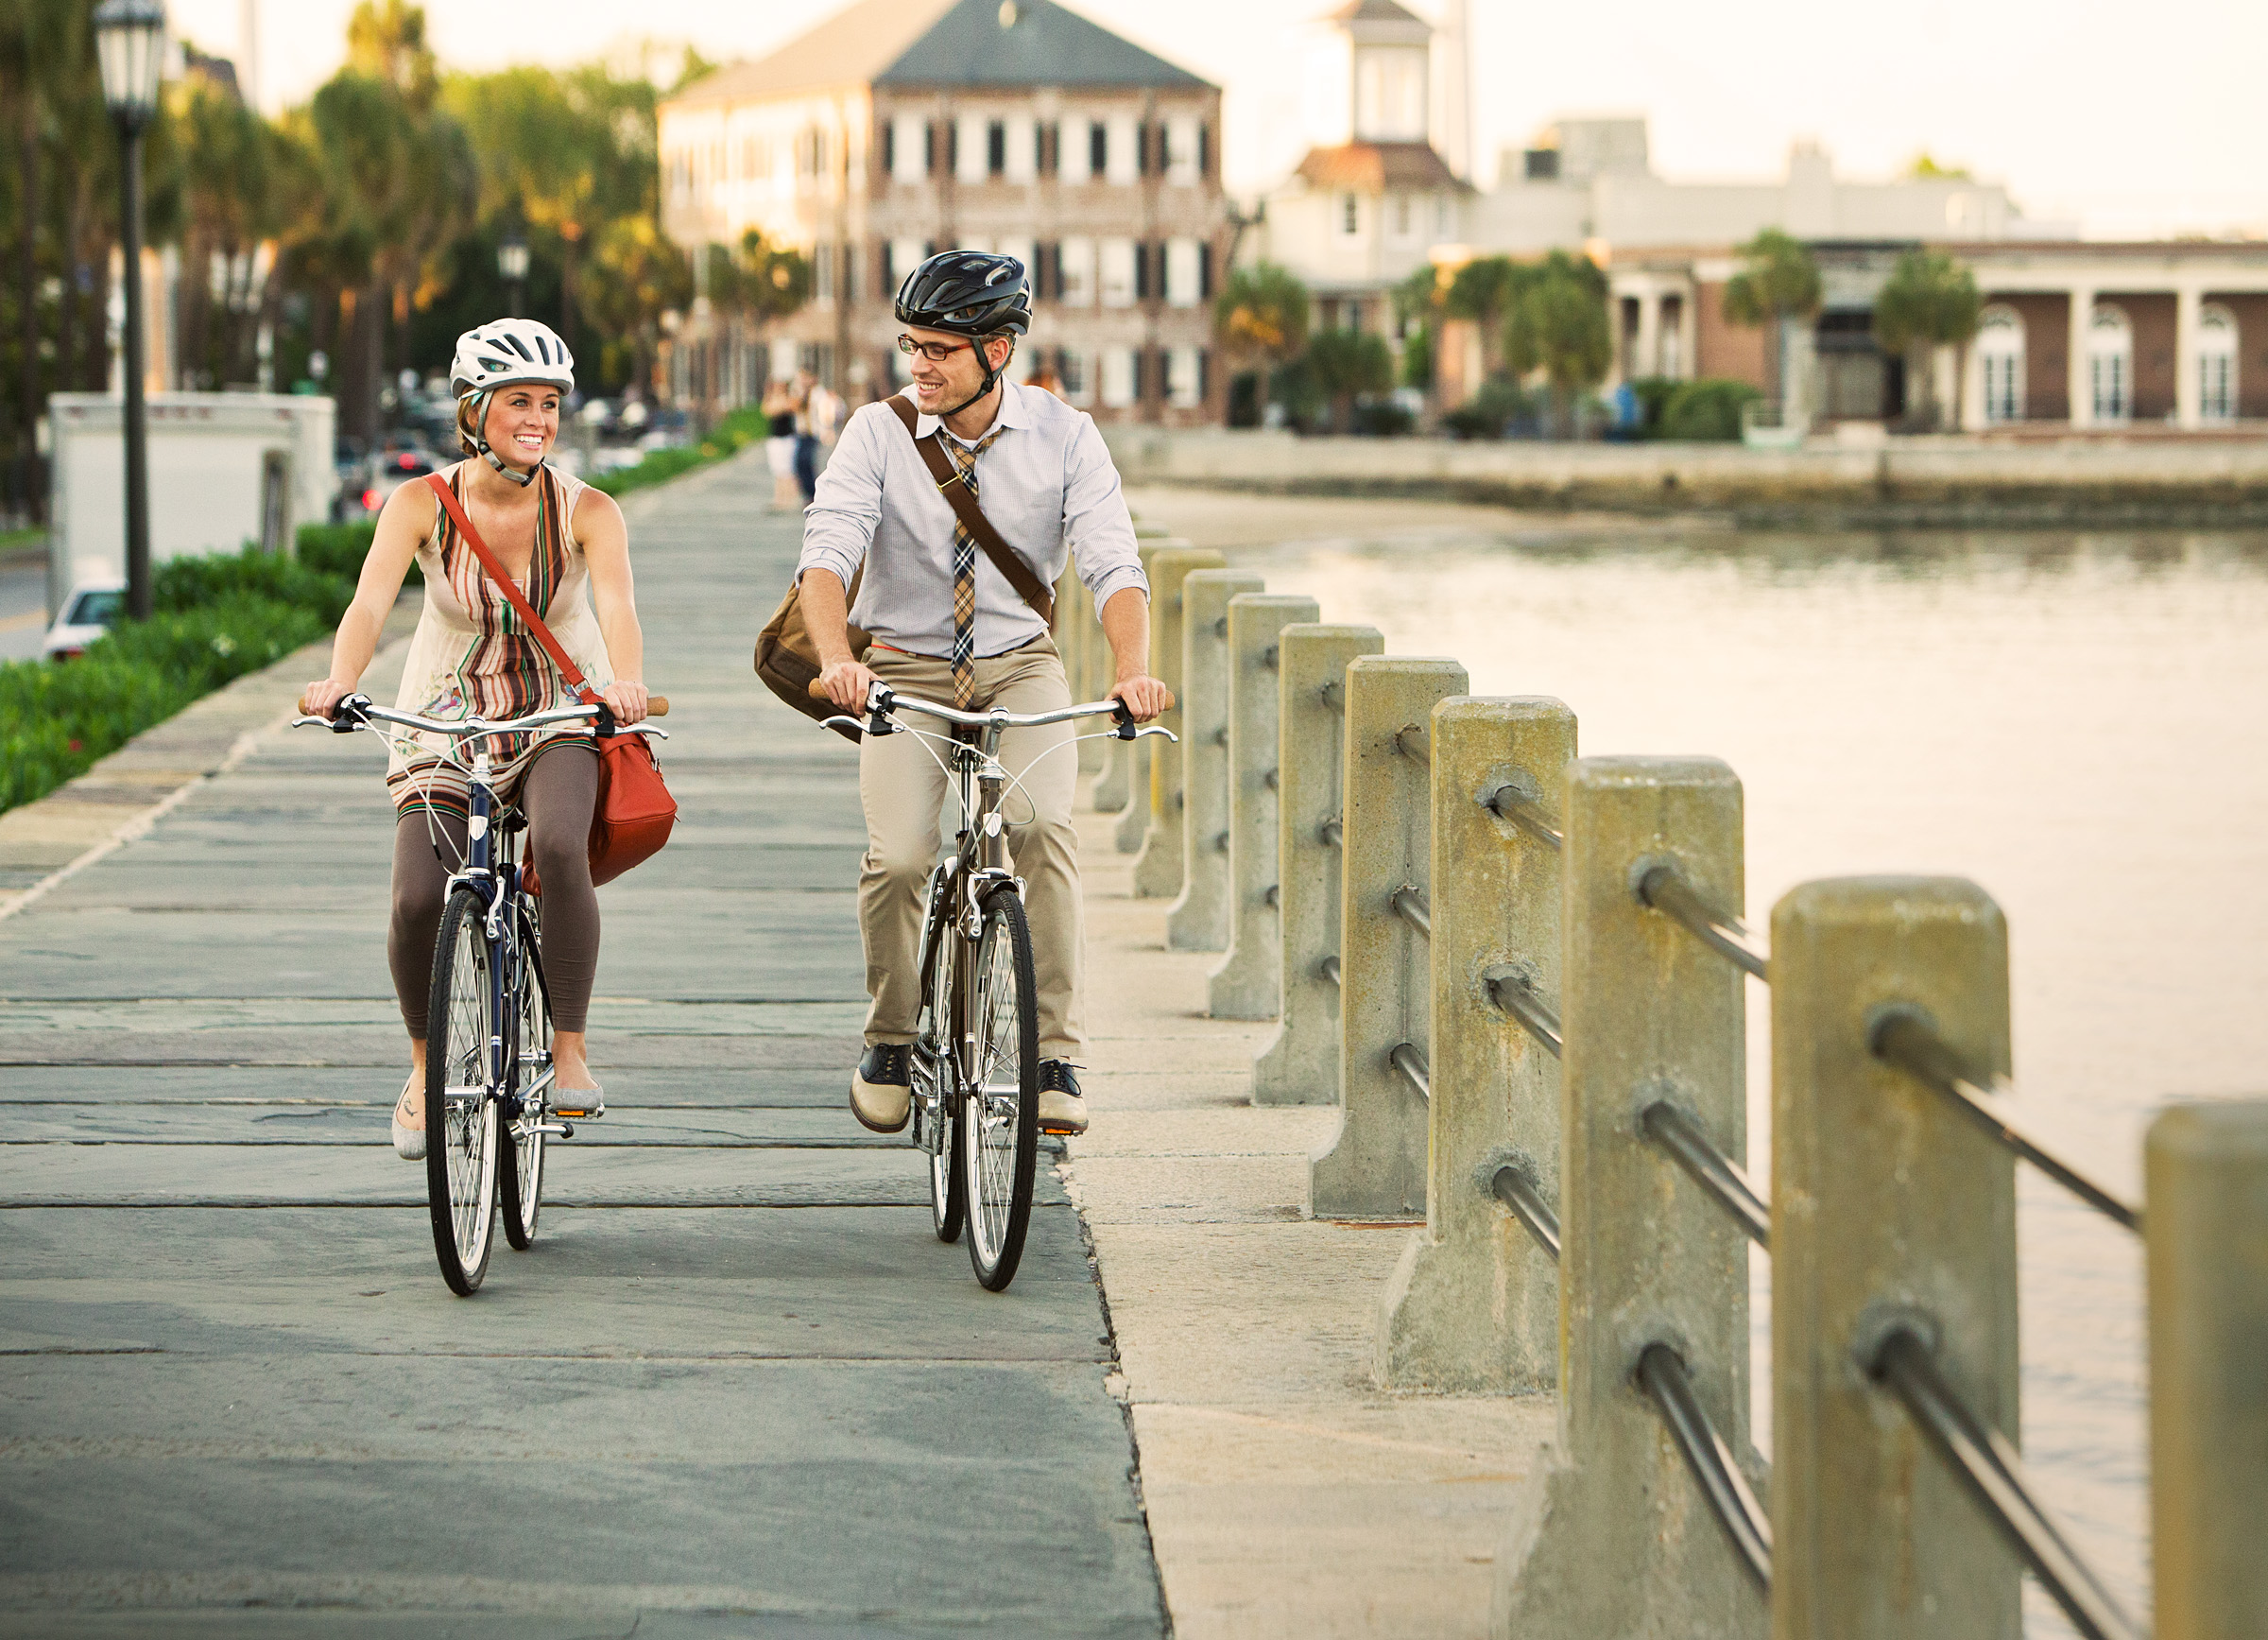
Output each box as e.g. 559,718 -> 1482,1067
962,888 -> 1039,1291
499,902 -> 551,1252
426,888 -> 502,1295
919,878 -> 966,1244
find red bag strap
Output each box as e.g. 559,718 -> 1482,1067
423,471 -> 601,706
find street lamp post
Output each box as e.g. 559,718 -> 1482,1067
94,0 -> 167,623
497,233 -> 530,319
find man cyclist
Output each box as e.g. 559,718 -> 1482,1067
799,250 -> 1169,1138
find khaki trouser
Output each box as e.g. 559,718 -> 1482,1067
857,636 -> 1083,1060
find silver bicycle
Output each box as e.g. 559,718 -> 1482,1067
294,691 -> 668,1294
822,682 -> 1174,1290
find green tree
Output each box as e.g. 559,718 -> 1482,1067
1504,250 -> 1610,437
1444,255 -> 1518,377
581,213 -> 691,394
1391,262 -> 1444,396
1720,227 -> 1821,408
1871,248 -> 1982,430
1213,262 -> 1310,371
1304,329 -> 1393,432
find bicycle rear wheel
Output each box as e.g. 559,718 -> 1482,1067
499,901 -> 551,1252
962,888 -> 1038,1291
426,888 -> 502,1295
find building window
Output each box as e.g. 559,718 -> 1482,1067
1088,121 -> 1107,181
1099,238 -> 1136,308
957,114 -> 987,182
2088,302 -> 2131,423
1005,113 -> 1036,182
1164,237 -> 1201,309
987,120 -> 1006,177
1166,116 -> 1198,186
890,238 -> 925,299
1977,304 -> 2024,423
815,243 -> 833,302
1058,348 -> 1091,405
2199,302 -> 2238,423
1058,237 -> 1094,305
1038,120 -> 1057,177
1101,347 -> 1136,407
1435,195 -> 1452,236
1167,345 -> 1203,408
1107,115 -> 1139,184
1339,194 -> 1359,236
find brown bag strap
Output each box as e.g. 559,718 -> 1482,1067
424,472 -> 602,706
885,395 -> 1055,623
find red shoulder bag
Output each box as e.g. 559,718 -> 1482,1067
423,473 -> 676,887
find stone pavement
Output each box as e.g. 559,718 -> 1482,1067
0,454 -> 1162,1637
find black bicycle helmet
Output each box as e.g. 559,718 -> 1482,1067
895,250 -> 1032,337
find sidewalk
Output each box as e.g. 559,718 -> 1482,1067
1063,793 -> 1555,1639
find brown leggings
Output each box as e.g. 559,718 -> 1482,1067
389,745 -> 601,1037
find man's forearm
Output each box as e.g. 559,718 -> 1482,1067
799,567 -> 855,667
1099,586 -> 1150,682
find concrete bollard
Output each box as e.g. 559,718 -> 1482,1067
1091,541 -> 1169,816
1253,624 -> 1383,1107
1310,654 -> 1469,1221
1378,699 -> 1572,1394
2146,1099 -> 2268,1640
1057,558 -> 1105,775
1166,569 -> 1266,950
1492,755 -> 1761,1637
1769,877 -> 2019,1640
1206,594 -> 1321,1020
1131,546 -> 1227,888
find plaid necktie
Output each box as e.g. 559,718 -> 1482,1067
944,425 -> 1008,708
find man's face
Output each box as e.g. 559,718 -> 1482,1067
905,325 -> 1012,414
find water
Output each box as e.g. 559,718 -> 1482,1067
1238,523 -> 2268,1634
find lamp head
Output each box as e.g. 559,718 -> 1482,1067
93,0 -> 168,129
497,233 -> 530,283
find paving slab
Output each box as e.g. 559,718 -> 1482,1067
0,453 -> 1162,1636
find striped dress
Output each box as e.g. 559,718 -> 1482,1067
385,462 -> 612,821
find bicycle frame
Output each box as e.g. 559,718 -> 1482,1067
444,750 -> 557,1131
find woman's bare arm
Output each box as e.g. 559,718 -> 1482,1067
301,481 -> 434,716
576,487 -> 649,725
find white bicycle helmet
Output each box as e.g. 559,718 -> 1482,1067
451,319 -> 575,486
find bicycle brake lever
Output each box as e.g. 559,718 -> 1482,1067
329,693 -> 371,733
819,715 -> 868,736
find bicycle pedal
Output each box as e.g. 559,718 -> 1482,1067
551,1096 -> 605,1119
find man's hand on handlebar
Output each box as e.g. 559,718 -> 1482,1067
817,656 -> 879,713
1108,672 -> 1173,724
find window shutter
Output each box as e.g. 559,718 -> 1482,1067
1134,242 -> 1148,302
881,122 -> 894,177
945,122 -> 957,176
1090,122 -> 1106,179
925,123 -> 937,175
1198,348 -> 1211,403
1198,122 -> 1210,179
881,241 -> 894,297
1199,243 -> 1213,301
988,121 -> 1005,177
1131,349 -> 1145,403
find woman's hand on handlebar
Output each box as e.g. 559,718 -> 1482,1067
1109,672 -> 1173,724
301,678 -> 357,719
817,657 -> 879,712
601,681 -> 649,726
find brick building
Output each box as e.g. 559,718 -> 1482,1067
656,0 -> 1231,425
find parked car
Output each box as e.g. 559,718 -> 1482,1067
350,447 -> 440,520
43,580 -> 125,661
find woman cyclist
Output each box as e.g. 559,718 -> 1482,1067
300,318 -> 650,1158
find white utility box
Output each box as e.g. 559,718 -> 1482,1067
44,392 -> 338,618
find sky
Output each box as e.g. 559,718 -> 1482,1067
167,0 -> 2268,238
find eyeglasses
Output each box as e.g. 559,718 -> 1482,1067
898,335 -> 977,364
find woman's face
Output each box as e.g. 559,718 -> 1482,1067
483,386 -> 560,470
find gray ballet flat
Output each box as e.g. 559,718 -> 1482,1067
391,1076 -> 427,1161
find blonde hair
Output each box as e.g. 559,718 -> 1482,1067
455,392 -> 486,457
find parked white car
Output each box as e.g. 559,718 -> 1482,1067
43,580 -> 126,661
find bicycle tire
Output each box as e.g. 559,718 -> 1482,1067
920,883 -> 966,1244
962,888 -> 1039,1291
426,888 -> 501,1295
499,899 -> 550,1252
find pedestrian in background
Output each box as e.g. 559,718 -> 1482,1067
792,369 -> 822,506
764,375 -> 801,510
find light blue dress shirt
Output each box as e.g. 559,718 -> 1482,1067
797,381 -> 1149,660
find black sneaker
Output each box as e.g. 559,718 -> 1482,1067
850,1044 -> 912,1133
1038,1060 -> 1088,1136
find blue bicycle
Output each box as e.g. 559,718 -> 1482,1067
295,692 -> 667,1294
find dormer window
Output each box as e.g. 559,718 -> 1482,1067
1340,194 -> 1359,236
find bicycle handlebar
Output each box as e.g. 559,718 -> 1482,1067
292,694 -> 670,740
805,679 -> 1171,742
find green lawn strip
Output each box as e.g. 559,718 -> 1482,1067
0,526 -> 44,559
587,406 -> 766,497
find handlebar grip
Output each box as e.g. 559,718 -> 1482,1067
647,697 -> 668,717
807,679 -> 830,700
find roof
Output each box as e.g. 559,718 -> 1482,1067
668,0 -> 1212,105
874,0 -> 1211,89
1326,0 -> 1430,26
665,0 -> 953,105
1295,143 -> 1467,194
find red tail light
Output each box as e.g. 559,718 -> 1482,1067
362,488 -> 380,511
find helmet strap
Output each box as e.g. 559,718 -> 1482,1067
939,337 -> 1012,422
465,390 -> 539,488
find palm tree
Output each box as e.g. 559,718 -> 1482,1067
1720,227 -> 1821,412
1504,250 -> 1610,437
1444,255 -> 1517,388
1214,262 -> 1310,371
1872,249 -> 1982,430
